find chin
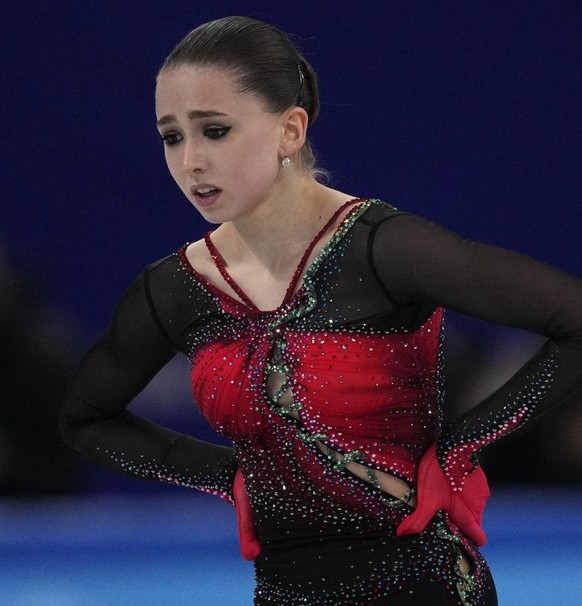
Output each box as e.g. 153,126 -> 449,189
190,203 -> 231,225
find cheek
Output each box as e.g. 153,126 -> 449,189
164,151 -> 185,188
236,155 -> 279,196
237,134 -> 280,181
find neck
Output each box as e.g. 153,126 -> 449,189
215,173 -> 350,275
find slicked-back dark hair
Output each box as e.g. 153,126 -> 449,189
159,16 -> 320,170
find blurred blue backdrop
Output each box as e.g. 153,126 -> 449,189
1,1 -> 582,604
3,0 -> 581,335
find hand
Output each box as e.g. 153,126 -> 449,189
233,468 -> 261,560
396,444 -> 490,546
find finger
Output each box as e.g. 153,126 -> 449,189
233,470 -> 261,560
451,508 -> 488,546
240,533 -> 261,560
449,493 -> 488,546
396,505 -> 438,537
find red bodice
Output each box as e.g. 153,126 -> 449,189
191,310 -> 443,484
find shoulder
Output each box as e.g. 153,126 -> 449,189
355,200 -> 469,278
143,244 -> 214,303
182,238 -> 216,279
144,242 -> 205,284
141,250 -> 181,295
140,246 -> 220,342
357,199 -> 407,227
357,200 -> 458,245
348,199 -> 413,246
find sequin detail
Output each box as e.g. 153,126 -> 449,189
171,199 -> 498,603
437,523 -> 476,606
438,354 -> 558,491
65,193 -> 582,606
96,445 -> 237,503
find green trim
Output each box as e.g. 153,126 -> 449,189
268,198 -> 380,330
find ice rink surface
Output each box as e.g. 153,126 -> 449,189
0,488 -> 580,605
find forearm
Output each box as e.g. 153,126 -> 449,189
371,211 -> 582,488
61,266 -> 238,502
437,338 -> 582,489
61,405 -> 238,503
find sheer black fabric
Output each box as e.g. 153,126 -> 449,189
367,211 -> 582,482
62,200 -> 582,498
61,199 -> 582,604
61,267 -> 238,501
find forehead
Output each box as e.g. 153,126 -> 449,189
155,65 -> 266,117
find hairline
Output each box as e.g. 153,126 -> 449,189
157,57 -> 319,175
157,60 -> 291,116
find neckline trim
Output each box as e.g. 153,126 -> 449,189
203,198 -> 363,313
177,198 -> 378,315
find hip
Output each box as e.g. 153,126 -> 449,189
253,515 -> 497,606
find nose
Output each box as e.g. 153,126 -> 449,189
182,140 -> 208,173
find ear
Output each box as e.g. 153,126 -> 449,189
279,106 -> 309,159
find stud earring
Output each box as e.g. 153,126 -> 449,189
281,157 -> 291,168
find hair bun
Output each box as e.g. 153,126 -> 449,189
299,60 -> 319,125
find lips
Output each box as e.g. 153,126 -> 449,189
190,184 -> 222,207
194,186 -> 220,198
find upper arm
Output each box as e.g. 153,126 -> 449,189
62,270 -> 176,422
370,213 -> 582,345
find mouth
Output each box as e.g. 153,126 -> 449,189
193,186 -> 220,197
191,185 -> 222,207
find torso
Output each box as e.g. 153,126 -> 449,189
185,196 -> 416,505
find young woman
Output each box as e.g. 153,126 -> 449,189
61,16 -> 582,606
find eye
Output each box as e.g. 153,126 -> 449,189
160,132 -> 182,146
204,126 -> 231,140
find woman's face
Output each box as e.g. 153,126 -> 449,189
155,65 -> 285,224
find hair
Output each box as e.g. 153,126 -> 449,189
159,16 -> 322,173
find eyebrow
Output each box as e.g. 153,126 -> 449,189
156,110 -> 229,127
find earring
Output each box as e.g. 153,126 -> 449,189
281,156 -> 291,168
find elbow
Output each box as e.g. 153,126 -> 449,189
59,392 -> 86,449
59,409 -> 79,449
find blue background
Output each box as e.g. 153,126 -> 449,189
2,2 -> 582,604
3,0 -> 581,338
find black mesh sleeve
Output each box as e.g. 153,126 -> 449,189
61,267 -> 238,503
370,212 -> 582,489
